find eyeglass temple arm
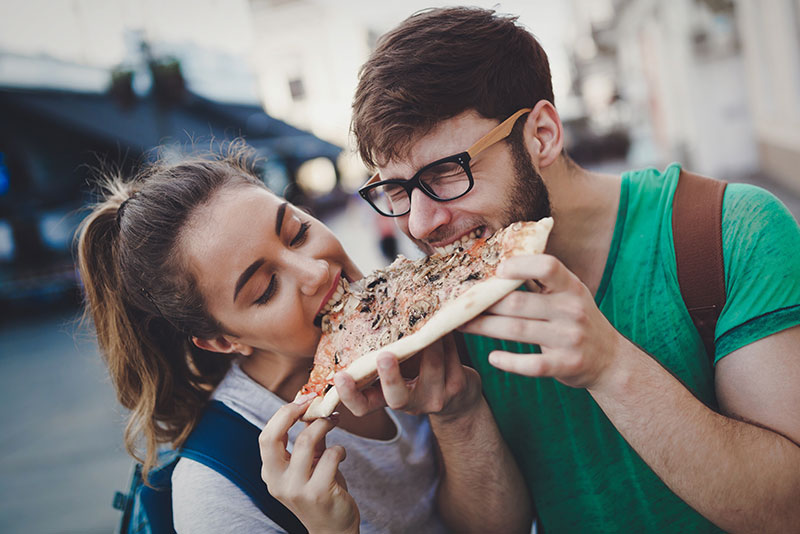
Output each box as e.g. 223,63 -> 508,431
467,108 -> 532,158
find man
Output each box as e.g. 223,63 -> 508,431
334,6 -> 800,534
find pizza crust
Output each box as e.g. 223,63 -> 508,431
303,217 -> 553,420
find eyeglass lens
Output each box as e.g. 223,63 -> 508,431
367,160 -> 471,215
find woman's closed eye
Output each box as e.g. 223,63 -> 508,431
290,221 -> 310,247
254,274 -> 278,305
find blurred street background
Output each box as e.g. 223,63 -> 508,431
1,0 -> 799,532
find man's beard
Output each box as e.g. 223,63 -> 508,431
503,124 -> 551,225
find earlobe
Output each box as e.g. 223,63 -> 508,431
524,100 -> 564,168
192,335 -> 253,356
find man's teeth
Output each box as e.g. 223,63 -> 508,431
433,229 -> 482,256
318,277 -> 348,316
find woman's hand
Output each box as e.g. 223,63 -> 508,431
260,396 -> 359,534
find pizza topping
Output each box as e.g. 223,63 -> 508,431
379,327 -> 397,346
366,274 -> 387,289
481,242 -> 500,265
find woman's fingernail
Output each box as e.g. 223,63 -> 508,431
293,392 -> 317,405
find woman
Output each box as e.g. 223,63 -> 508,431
77,146 -> 448,533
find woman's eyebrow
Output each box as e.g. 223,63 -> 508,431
234,258 -> 265,303
275,202 -> 288,236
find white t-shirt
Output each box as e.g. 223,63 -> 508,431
172,362 -> 448,533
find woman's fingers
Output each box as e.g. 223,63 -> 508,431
308,445 -> 347,489
260,395 -> 316,478
287,417 -> 338,479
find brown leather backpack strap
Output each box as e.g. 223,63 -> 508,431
672,169 -> 728,362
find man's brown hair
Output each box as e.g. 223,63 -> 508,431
352,6 -> 554,169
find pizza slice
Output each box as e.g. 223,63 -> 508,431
301,217 -> 554,420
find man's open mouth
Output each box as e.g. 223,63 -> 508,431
431,226 -> 487,256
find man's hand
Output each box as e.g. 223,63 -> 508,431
460,254 -> 627,391
333,334 -> 482,419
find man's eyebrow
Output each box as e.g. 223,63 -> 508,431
234,258 -> 265,303
275,202 -> 287,236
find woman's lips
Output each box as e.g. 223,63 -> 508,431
315,270 -> 342,318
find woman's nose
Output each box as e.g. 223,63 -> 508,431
298,258 -> 330,296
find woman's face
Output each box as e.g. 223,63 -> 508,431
182,184 -> 362,359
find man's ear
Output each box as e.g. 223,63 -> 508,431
523,99 -> 564,169
192,335 -> 254,356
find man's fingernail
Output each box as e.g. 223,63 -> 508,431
293,392 -> 317,405
378,357 -> 392,370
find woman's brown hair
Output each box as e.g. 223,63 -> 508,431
352,6 -> 554,169
76,143 -> 265,480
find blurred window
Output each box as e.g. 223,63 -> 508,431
39,211 -> 82,253
296,157 -> 336,196
0,152 -> 9,196
0,220 -> 14,262
289,78 -> 305,101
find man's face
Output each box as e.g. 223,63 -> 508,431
376,110 -> 550,255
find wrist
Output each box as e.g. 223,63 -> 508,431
587,335 -> 640,398
433,367 -> 483,422
430,390 -> 487,435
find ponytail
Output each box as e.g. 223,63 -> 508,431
76,152 -> 256,479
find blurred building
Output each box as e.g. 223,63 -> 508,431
567,0 -> 800,193
736,0 -> 800,193
246,0 -> 378,190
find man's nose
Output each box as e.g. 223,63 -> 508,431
406,188 -> 451,241
297,258 -> 330,296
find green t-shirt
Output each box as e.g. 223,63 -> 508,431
463,164 -> 800,533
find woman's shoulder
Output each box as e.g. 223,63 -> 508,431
172,457 -> 283,533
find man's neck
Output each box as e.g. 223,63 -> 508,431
541,159 -> 622,295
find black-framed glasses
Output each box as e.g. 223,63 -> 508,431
358,107 -> 532,217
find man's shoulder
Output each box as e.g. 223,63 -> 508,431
722,182 -> 794,223
720,182 -> 799,256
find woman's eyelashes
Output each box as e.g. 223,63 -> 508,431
253,219 -> 309,306
254,274 -> 278,306
290,221 -> 310,247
